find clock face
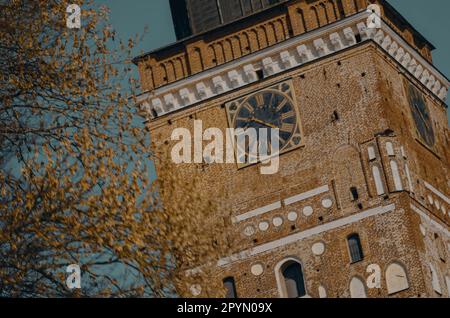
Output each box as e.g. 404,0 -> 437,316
406,83 -> 435,147
226,80 -> 302,167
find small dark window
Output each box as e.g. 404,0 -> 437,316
350,187 -> 359,201
355,33 -> 362,43
223,277 -> 238,298
347,234 -> 364,263
281,261 -> 306,298
256,69 -> 264,80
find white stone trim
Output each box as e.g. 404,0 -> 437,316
424,182 -> 450,205
390,160 -> 403,191
410,204 -> 450,238
137,11 -> 449,120
372,165 -> 385,196
218,204 -> 396,266
233,201 -> 282,224
284,185 -> 329,206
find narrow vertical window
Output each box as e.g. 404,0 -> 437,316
350,187 -> 359,201
223,277 -> 238,298
347,234 -> 364,263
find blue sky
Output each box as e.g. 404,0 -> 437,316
96,0 -> 449,120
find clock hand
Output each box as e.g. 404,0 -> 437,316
413,102 -> 431,130
251,117 -> 277,129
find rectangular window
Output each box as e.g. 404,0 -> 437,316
348,234 -> 364,263
223,277 -> 238,298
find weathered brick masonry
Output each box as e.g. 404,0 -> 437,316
134,0 -> 449,298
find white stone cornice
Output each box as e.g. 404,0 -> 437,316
137,12 -> 449,120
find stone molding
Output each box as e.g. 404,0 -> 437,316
137,12 -> 449,120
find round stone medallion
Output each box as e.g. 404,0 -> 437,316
303,206 -> 314,217
273,216 -> 284,227
259,221 -> 270,232
322,198 -> 333,209
288,211 -> 298,222
251,263 -> 264,276
312,242 -> 326,256
243,225 -> 255,237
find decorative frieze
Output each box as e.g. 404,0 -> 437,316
137,12 -> 449,120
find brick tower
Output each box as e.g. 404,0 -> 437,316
134,0 -> 449,298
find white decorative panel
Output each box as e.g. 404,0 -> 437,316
319,286 -> 327,298
386,263 -> 410,295
386,142 -> 395,156
196,82 -> 211,99
212,76 -> 228,93
296,44 -> 314,62
313,38 -> 330,57
368,146 -> 376,160
330,32 -> 344,50
350,277 -> 367,298
405,164 -> 414,193
343,27 -> 356,46
390,160 -> 403,191
372,166 -> 385,196
163,93 -> 178,110
243,64 -> 258,83
179,88 -> 194,104
262,57 -> 280,75
280,51 -> 296,68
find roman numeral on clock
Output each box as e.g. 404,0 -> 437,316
281,111 -> 294,121
276,99 -> 288,112
280,122 -> 294,132
242,103 -> 253,112
255,94 -> 264,107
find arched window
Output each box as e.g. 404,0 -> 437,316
276,259 -> 306,298
282,261 -> 306,298
386,263 -> 410,295
223,277 -> 237,298
349,277 -> 367,298
347,234 -> 364,263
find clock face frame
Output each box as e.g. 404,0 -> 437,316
405,82 -> 435,148
225,80 -> 303,168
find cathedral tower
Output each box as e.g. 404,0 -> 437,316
134,0 -> 449,298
